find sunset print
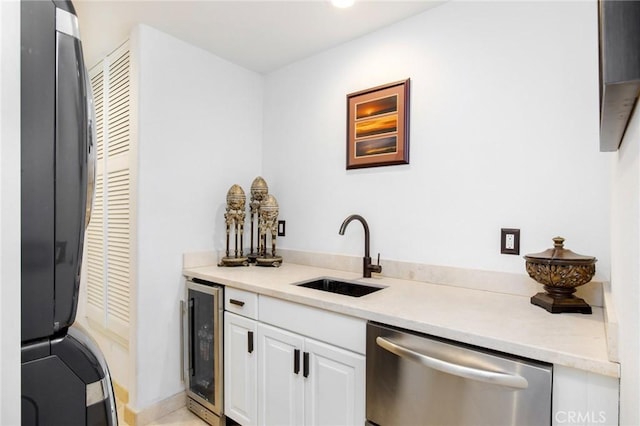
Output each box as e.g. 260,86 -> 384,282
346,79 -> 409,169
355,114 -> 398,138
356,95 -> 397,119
355,136 -> 397,157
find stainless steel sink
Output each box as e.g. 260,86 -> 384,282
294,277 -> 385,297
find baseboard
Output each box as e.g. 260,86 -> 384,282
123,390 -> 186,426
124,405 -> 136,426
113,380 -> 129,404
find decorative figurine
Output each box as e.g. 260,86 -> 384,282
219,184 -> 249,267
255,194 -> 283,267
524,237 -> 596,314
248,176 -> 268,263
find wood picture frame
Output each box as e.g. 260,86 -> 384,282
346,79 -> 410,169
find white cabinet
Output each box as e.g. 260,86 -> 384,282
224,288 -> 260,426
258,323 -> 304,426
224,291 -> 366,426
256,296 -> 366,426
303,337 -> 365,426
224,312 -> 258,426
552,365 -> 619,426
257,323 -> 365,426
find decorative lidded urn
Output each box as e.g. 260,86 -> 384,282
226,184 -> 246,211
248,176 -> 269,263
250,176 -> 268,202
256,194 -> 282,267
524,237 -> 596,314
219,184 -> 249,267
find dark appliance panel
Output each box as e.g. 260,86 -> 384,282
55,12 -> 91,331
21,325 -> 117,426
21,0 -> 115,424
21,0 -> 93,342
188,284 -> 222,407
20,0 -> 56,343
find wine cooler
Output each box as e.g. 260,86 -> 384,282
183,278 -> 224,425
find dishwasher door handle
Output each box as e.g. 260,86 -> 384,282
376,336 -> 529,390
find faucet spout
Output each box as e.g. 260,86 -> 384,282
339,214 -> 381,278
339,214 -> 371,258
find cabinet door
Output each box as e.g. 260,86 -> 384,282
304,338 -> 365,426
224,312 -> 257,426
258,323 -> 304,426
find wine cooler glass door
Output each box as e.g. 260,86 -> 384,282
187,282 -> 222,415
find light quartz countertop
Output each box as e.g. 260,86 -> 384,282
183,262 -> 620,378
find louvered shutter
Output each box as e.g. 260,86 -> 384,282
105,44 -> 131,338
86,63 -> 106,324
86,41 -> 131,341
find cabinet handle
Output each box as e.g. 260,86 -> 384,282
294,349 -> 300,374
180,300 -> 185,382
248,331 -> 254,354
188,298 -> 195,377
229,299 -> 245,307
303,352 -> 309,378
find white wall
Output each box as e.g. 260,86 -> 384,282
0,1 -> 21,423
611,107 -> 640,424
263,0 -> 611,278
132,24 -> 263,410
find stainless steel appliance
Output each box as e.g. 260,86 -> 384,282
21,0 -> 116,424
183,278 -> 225,425
366,322 -> 552,426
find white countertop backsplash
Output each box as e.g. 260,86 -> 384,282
183,250 -> 619,378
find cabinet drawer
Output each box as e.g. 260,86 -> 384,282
225,287 -> 258,319
259,296 -> 366,354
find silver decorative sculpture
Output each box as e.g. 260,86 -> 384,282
219,184 -> 249,267
248,176 -> 268,263
255,194 -> 282,267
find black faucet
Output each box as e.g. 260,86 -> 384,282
339,214 -> 382,278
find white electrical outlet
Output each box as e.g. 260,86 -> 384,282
505,234 -> 515,250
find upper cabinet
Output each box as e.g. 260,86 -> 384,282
599,0 -> 640,151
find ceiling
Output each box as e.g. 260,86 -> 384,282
74,1 -> 443,74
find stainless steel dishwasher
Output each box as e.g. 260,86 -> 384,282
366,322 -> 552,426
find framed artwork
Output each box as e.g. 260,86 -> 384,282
346,79 -> 410,169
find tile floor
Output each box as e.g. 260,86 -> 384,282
142,407 -> 208,426
117,401 -> 208,426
